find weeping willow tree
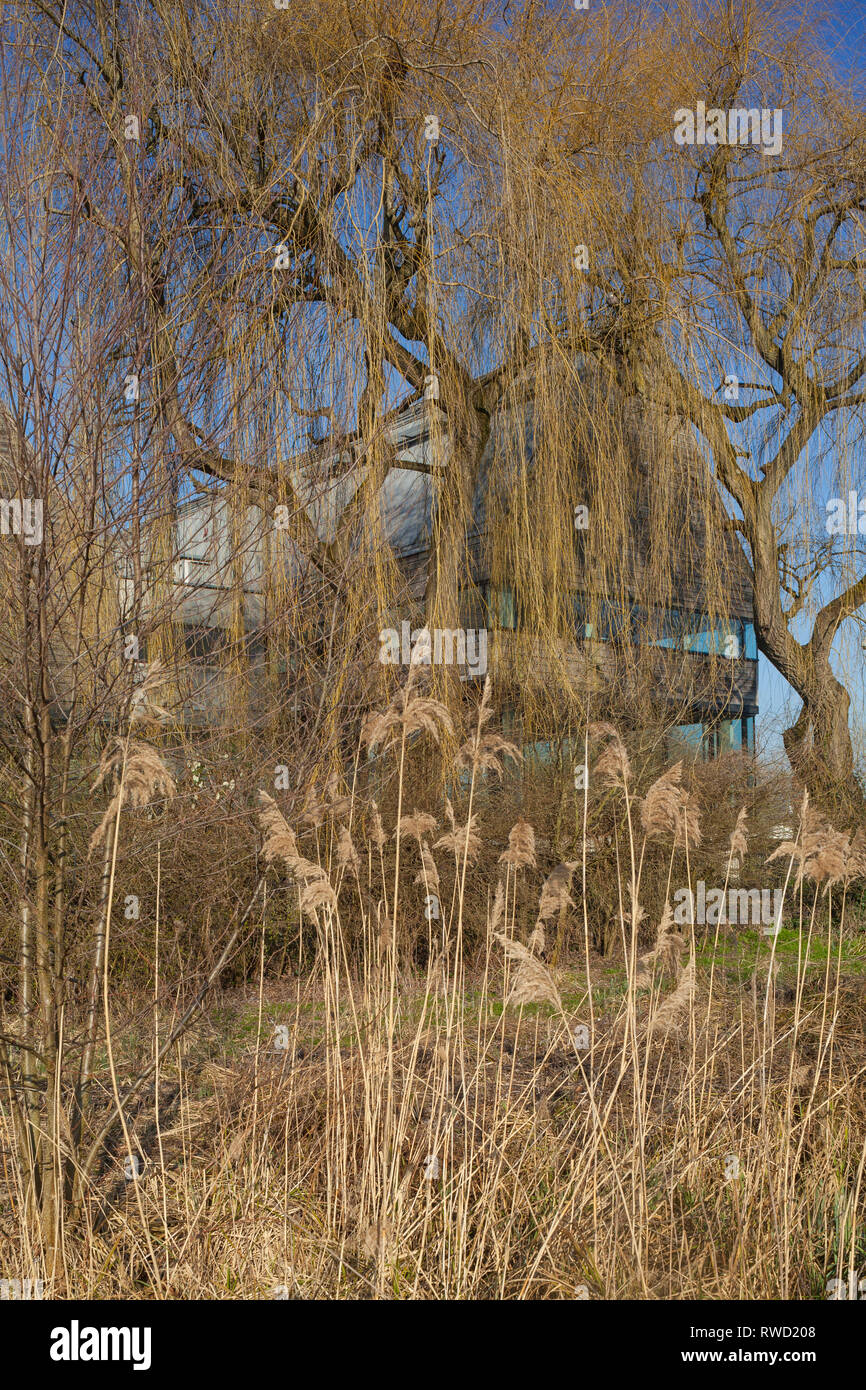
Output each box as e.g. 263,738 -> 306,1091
572,0 -> 866,820
4,0 -> 866,1275
10,0 -> 865,819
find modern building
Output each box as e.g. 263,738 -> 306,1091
125,385 -> 759,756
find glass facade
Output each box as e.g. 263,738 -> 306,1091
571,596 -> 757,660
491,584 -> 518,630
485,585 -> 758,662
483,719 -> 755,780
668,722 -> 704,755
669,715 -> 755,762
485,586 -> 757,761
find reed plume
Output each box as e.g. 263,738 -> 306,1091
434,815 -> 481,864
495,932 -> 562,1009
537,861 -> 579,922
729,806 -> 749,857
678,792 -> 702,851
129,659 -> 171,726
499,817 -> 537,869
589,722 -> 631,789
257,791 -> 302,868
324,769 -> 352,821
489,878 -> 505,935
299,784 -> 324,828
766,802 -> 852,890
397,810 -> 438,841
89,739 -> 176,852
362,665 -> 453,756
454,678 -> 521,780
257,791 -> 337,914
649,959 -> 695,1036
368,801 -> 388,850
527,921 -> 546,954
639,760 -> 701,849
640,761 -> 684,840
336,824 -> 360,875
635,901 -> 685,989
414,841 -> 440,897
848,828 -> 866,880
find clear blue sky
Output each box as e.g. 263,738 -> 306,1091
746,2 -> 866,772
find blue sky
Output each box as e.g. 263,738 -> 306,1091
733,1 -> 866,770
818,1 -> 866,87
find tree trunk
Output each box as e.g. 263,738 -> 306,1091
780,669 -> 865,825
758,631 -> 865,824
423,397 -> 490,627
750,501 -> 865,826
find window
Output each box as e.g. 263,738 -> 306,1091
646,609 -> 758,659
669,715 -> 757,761
573,595 -> 640,643
681,615 -> 738,657
488,589 -> 759,664
183,625 -> 225,661
573,594 -> 595,640
519,739 -> 555,769
668,723 -> 703,756
174,556 -> 206,585
702,720 -> 742,758
487,584 -> 518,629
743,622 -> 757,659
598,599 -> 637,643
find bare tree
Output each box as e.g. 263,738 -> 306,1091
558,2 -> 866,818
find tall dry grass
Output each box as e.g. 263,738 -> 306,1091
2,673 -> 864,1300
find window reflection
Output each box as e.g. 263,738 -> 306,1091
486,587 -> 759,666
668,715 -> 756,762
